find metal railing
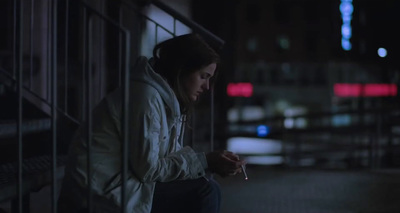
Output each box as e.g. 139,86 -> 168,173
0,0 -> 224,212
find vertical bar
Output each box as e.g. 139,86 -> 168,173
29,0 -> 34,89
136,15 -> 144,58
190,111 -> 195,148
210,86 -> 214,152
375,112 -> 382,169
81,8 -> 87,121
155,25 -> 158,45
281,117 -> 287,165
173,18 -> 176,35
99,0 -> 104,100
83,8 -> 93,213
118,5 -> 123,87
387,111 -> 394,166
118,36 -> 122,87
15,0 -> 24,212
64,0 -> 69,113
209,84 -> 214,179
368,132 -> 373,169
88,16 -> 94,213
120,29 -> 130,213
13,0 -> 17,79
51,0 -> 58,212
47,0 -> 51,101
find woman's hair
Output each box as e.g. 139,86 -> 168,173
152,33 -> 220,114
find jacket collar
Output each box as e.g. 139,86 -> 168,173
130,56 -> 181,118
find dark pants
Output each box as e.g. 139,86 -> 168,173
151,177 -> 221,213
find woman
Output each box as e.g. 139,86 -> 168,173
58,33 -> 246,213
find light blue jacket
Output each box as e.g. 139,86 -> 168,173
58,57 -> 207,213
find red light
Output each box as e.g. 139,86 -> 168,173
227,83 -> 253,97
334,83 -> 362,97
334,83 -> 397,97
364,84 -> 397,96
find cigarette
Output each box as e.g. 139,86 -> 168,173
241,165 -> 248,180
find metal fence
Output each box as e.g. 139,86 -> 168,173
0,0 -> 224,212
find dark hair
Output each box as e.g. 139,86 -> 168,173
152,33 -> 220,114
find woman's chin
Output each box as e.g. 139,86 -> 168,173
191,95 -> 198,102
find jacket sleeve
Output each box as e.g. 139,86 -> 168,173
127,90 -> 206,183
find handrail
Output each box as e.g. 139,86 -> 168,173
0,68 -> 81,126
80,1 -> 130,31
119,0 -> 225,50
118,0 -> 179,37
151,0 -> 225,49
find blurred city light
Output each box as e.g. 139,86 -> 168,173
227,137 -> 282,155
340,0 -> 353,51
243,156 -> 284,165
364,84 -> 398,96
284,117 -> 308,129
332,114 -> 351,126
257,125 -> 270,137
277,35 -> 290,50
227,106 -> 265,122
377,47 -> 387,58
227,137 -> 283,165
334,83 -> 397,97
334,83 -> 362,97
227,82 -> 253,97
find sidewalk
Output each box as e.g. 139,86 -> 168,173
214,166 -> 400,213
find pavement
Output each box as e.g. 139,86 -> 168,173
214,165 -> 400,213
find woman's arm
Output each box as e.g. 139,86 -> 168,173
128,90 -> 205,183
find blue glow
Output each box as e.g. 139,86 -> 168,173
340,2 -> 354,15
257,125 -> 270,137
378,48 -> 387,57
341,25 -> 352,39
332,114 -> 351,126
342,39 -> 352,51
340,0 -> 353,51
342,15 -> 352,22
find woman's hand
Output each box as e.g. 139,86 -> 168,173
206,150 -> 246,177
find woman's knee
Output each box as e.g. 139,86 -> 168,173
207,178 -> 221,199
197,178 -> 221,213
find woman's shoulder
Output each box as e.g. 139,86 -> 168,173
131,81 -> 162,99
103,84 -> 163,112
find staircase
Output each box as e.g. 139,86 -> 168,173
0,0 -> 224,212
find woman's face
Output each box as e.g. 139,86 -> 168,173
184,63 -> 217,101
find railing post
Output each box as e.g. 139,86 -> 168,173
15,0 -> 24,212
83,7 -> 94,213
51,0 -> 58,212
64,0 -> 70,113
121,29 -> 130,213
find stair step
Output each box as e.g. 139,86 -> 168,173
0,119 -> 51,138
0,155 -> 67,178
0,155 -> 68,202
